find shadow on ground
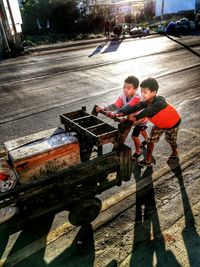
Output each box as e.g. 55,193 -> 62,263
168,160 -> 200,267
129,163 -> 181,266
128,160 -> 200,266
1,215 -> 95,267
165,34 -> 200,58
88,38 -> 123,57
88,42 -> 108,57
101,39 -> 123,54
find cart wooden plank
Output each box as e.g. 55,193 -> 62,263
6,128 -> 81,184
4,128 -> 64,152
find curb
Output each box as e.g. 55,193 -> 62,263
26,32 -> 158,53
0,146 -> 199,267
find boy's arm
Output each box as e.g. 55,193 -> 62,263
135,97 -> 167,120
116,101 -> 147,115
105,96 -> 124,111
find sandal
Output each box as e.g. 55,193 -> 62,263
140,140 -> 147,148
136,159 -> 153,167
132,152 -> 142,161
168,154 -> 179,162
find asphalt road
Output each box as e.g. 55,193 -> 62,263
0,33 -> 199,167
0,34 -> 200,266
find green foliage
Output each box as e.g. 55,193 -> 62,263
23,33 -> 70,46
21,0 -> 80,34
21,0 -> 116,36
23,32 -> 105,47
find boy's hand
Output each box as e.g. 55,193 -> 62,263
128,115 -> 136,122
105,111 -> 117,118
96,106 -> 105,113
118,117 -> 127,123
116,112 -> 124,117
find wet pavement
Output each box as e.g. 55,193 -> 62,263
0,33 -> 200,266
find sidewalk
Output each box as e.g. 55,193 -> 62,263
26,29 -> 200,54
26,32 -> 157,53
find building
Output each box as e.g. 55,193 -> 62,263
89,0 -> 155,16
90,0 -> 200,17
111,0 -> 145,16
0,0 -> 23,57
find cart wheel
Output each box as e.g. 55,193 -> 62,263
68,198 -> 102,226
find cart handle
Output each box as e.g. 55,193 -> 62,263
91,105 -> 125,123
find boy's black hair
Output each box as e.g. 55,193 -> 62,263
124,76 -> 139,88
140,77 -> 159,92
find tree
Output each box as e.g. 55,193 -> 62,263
21,0 -> 80,34
49,0 -> 79,34
20,0 -> 112,35
87,4 -> 111,33
144,0 -> 155,21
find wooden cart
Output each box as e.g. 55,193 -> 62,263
0,107 -> 132,230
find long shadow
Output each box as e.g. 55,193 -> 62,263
168,161 -> 200,267
166,34 -> 200,58
49,224 -> 95,267
88,42 -> 108,57
105,259 -> 118,267
2,214 -> 55,267
129,163 -> 181,267
1,216 -> 95,267
101,39 -> 123,54
0,231 -> 10,262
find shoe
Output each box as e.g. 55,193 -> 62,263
0,206 -> 18,224
168,154 -> 179,161
140,140 -> 147,148
136,159 -> 153,167
132,151 -> 142,160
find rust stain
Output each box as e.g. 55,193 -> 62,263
164,233 -> 176,243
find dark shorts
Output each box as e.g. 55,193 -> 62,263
147,125 -> 179,145
132,125 -> 147,137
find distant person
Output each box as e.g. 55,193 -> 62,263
113,25 -> 122,38
111,77 -> 181,167
195,10 -> 200,30
95,75 -> 148,160
104,19 -> 110,37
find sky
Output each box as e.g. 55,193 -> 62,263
156,0 -> 196,16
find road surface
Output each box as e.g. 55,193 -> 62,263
0,33 -> 200,266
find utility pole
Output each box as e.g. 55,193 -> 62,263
161,0 -> 164,22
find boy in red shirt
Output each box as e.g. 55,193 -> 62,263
113,77 -> 181,167
96,75 -> 148,159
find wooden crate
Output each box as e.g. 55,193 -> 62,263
4,128 -> 80,184
60,110 -> 118,146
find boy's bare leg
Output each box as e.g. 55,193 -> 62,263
146,142 -> 154,163
132,136 -> 141,154
141,129 -> 148,144
170,144 -> 178,156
